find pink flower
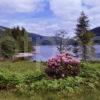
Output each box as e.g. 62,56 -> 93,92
47,52 -> 80,69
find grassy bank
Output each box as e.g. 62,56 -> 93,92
0,61 -> 100,100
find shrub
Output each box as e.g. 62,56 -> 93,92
24,69 -> 46,84
45,52 -> 81,79
0,36 -> 18,58
24,73 -> 45,84
0,72 -> 20,90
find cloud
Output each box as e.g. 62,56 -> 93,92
50,0 -> 81,20
0,0 -> 100,37
17,20 -> 75,37
0,0 -> 46,13
49,0 -> 82,36
82,0 -> 100,8
0,18 -> 60,36
49,0 -> 100,36
19,21 -> 61,36
82,0 -> 100,28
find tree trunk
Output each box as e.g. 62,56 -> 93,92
82,45 -> 87,61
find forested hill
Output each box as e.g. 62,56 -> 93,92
29,33 -> 57,45
91,27 -> 100,44
91,27 -> 100,36
0,26 -> 8,37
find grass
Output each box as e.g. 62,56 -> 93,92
0,61 -> 100,100
0,90 -> 99,100
0,61 -> 44,74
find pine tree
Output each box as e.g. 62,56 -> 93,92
75,11 -> 94,61
11,27 -> 33,52
21,27 -> 29,52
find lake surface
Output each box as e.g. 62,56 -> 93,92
32,46 -> 59,61
94,45 -> 100,58
32,45 -> 100,61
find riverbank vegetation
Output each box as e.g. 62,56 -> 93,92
0,61 -> 100,100
0,27 -> 33,59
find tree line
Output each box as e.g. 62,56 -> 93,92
0,27 -> 33,59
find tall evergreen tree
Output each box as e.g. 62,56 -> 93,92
21,27 -> 29,52
11,26 -> 20,41
75,11 -> 94,61
11,27 -> 33,52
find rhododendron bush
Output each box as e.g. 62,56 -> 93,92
45,52 -> 81,79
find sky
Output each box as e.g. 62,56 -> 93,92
0,0 -> 100,36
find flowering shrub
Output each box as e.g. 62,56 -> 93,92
45,52 -> 81,79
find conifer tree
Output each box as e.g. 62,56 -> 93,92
75,11 -> 94,61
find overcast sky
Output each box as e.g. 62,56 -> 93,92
0,0 -> 100,36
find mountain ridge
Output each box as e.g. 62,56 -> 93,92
91,27 -> 100,36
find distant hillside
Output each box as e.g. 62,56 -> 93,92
91,27 -> 100,44
30,27 -> 100,45
0,26 -> 7,37
0,26 -> 8,30
29,33 -> 57,45
91,27 -> 100,36
0,26 -> 100,45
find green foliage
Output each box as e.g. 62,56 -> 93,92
0,36 -> 18,58
11,27 -> 33,52
0,26 -> 33,59
24,72 -> 46,84
79,32 -> 94,45
0,61 -> 100,94
0,72 -> 20,90
0,61 -> 99,100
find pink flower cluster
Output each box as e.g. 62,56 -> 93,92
48,52 -> 80,69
